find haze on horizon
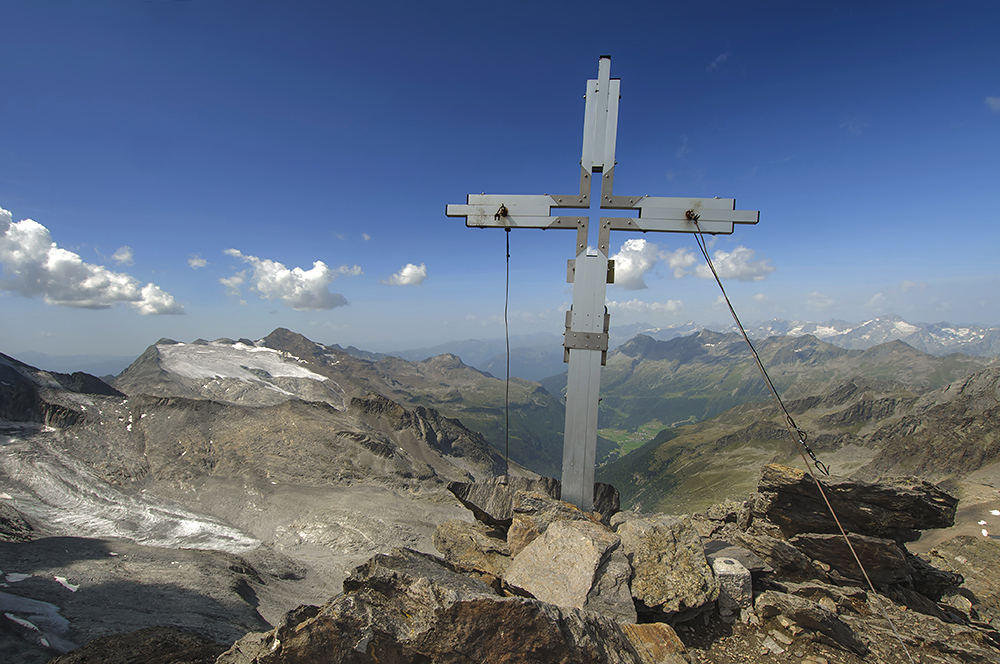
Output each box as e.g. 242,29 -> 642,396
2,1 -> 998,360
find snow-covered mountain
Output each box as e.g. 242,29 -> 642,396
615,315 -> 1000,357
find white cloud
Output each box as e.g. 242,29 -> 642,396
0,207 -> 183,314
608,298 -> 682,315
752,293 -> 768,303
219,270 -> 246,296
986,96 -> 1000,112
663,247 -> 697,278
807,291 -> 835,310
706,52 -> 730,72
337,264 -> 363,277
188,255 -> 208,269
362,233 -> 371,241
611,238 -> 659,290
223,248 -> 350,310
384,262 -> 427,286
112,246 -> 134,265
694,246 -> 774,281
865,292 -> 886,309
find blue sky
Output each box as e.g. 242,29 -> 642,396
2,0 -> 999,361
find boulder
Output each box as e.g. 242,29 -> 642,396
504,519 -> 636,624
507,490 -> 602,556
448,476 -> 562,527
611,512 -> 719,618
789,532 -> 912,587
754,463 -> 957,542
711,556 -> 752,618
703,539 -> 771,575
447,476 -> 619,529
432,518 -> 511,577
755,589 -> 869,656
715,527 -> 814,576
218,547 -> 675,664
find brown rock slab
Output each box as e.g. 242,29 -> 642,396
789,532 -> 911,586
432,518 -> 511,577
619,623 -> 687,664
755,463 -> 957,542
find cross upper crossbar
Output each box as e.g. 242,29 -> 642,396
445,56 -> 760,511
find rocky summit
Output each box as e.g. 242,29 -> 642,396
89,463 -> 992,664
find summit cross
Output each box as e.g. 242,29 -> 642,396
446,56 -> 760,511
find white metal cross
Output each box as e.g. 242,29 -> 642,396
446,56 -> 759,511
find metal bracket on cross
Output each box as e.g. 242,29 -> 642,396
446,56 -> 760,511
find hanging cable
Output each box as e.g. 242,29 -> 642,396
689,221 -> 829,476
691,218 -> 916,664
503,228 -> 511,477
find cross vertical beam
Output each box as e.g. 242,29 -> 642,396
446,57 -> 760,512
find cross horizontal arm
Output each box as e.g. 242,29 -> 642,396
446,193 -> 589,230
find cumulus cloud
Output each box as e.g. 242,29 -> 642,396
384,262 -> 427,286
219,270 -> 246,296
112,246 -> 134,265
694,246 -> 774,281
807,291 -> 835,310
608,298 -> 683,315
223,248 -> 356,310
663,247 -> 698,278
611,238 -> 659,290
706,52 -> 730,72
188,255 -> 208,269
0,207 -> 183,314
986,97 -> 1000,112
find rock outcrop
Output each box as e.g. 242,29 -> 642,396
31,463 -> 1000,664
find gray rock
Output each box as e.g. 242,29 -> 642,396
789,532 -> 911,586
711,556 -> 752,615
704,539 -> 772,574
508,490 -> 601,556
448,476 -> 620,528
755,589 -> 869,656
612,512 -> 719,618
505,519 -> 636,623
715,526 -> 814,575
432,518 -> 511,577
219,547 -> 666,664
754,463 -> 957,542
448,476 -> 562,527
781,581 -> 868,614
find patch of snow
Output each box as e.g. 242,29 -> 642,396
992,510 -> 1000,516
893,320 -> 919,335
54,577 -> 78,592
0,492 -> 12,499
983,529 -> 990,537
5,573 -> 30,583
158,342 -> 327,384
812,326 -> 841,338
